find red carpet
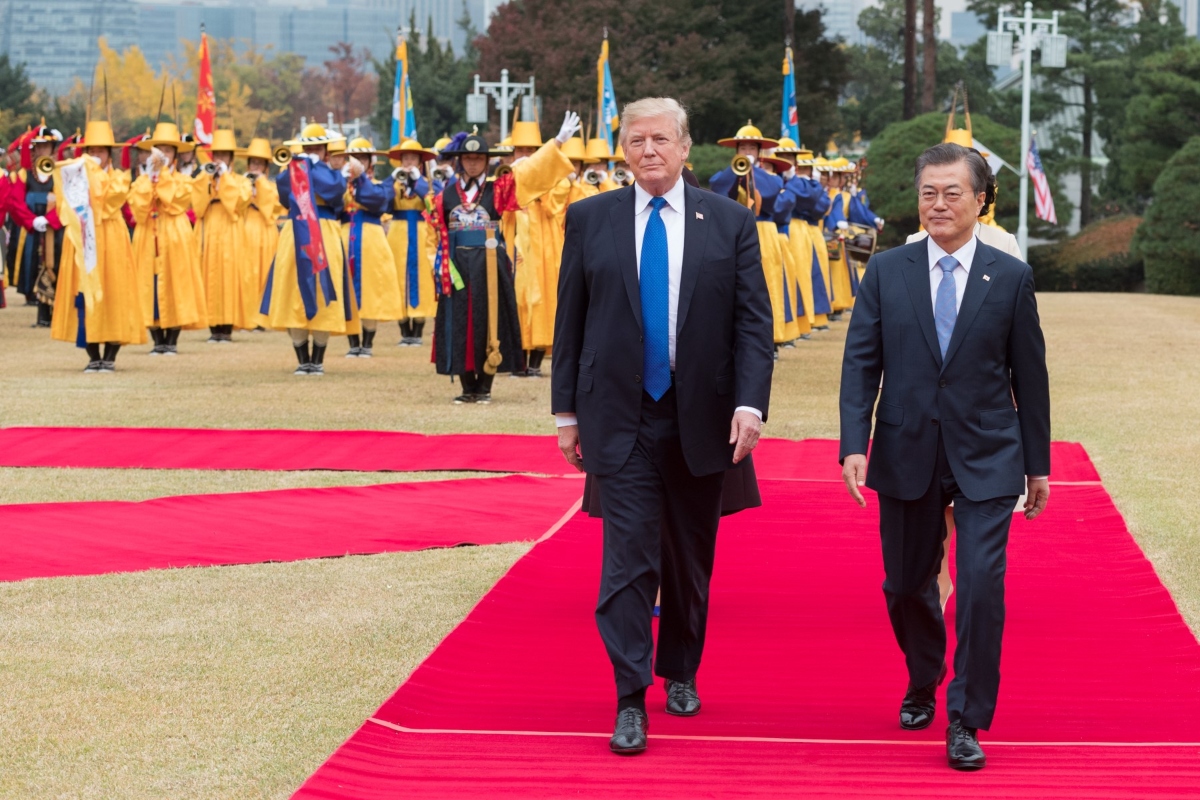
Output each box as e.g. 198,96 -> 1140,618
296,474 -> 1200,798
0,426 -> 1099,482
0,475 -> 582,581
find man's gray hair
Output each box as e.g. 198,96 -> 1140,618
914,142 -> 990,195
619,97 -> 692,147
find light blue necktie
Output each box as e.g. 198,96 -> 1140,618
934,255 -> 959,358
640,196 -> 671,400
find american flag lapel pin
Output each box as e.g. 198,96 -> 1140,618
982,274 -> 991,281
696,212 -> 704,220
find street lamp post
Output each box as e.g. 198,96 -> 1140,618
987,2 -> 1067,257
466,69 -> 536,143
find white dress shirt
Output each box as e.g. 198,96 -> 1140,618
556,175 -> 760,427
927,234 -> 976,313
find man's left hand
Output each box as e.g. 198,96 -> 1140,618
729,410 -> 761,464
1024,477 -> 1050,520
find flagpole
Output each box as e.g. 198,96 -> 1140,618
1016,3 -> 1032,258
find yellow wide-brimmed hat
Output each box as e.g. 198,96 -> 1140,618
207,129 -> 239,153
240,137 -> 273,161
509,121 -> 543,149
717,121 -> 779,150
283,123 -> 339,147
387,138 -> 438,162
346,137 -> 384,156
759,153 -> 793,173
584,138 -> 612,162
137,122 -> 194,152
560,136 -> 594,163
326,135 -> 347,155
81,120 -> 117,149
433,135 -> 453,152
613,142 -> 626,162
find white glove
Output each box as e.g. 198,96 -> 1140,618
216,161 -> 229,176
744,154 -> 756,165
46,192 -> 56,206
836,220 -> 849,231
346,159 -> 366,181
875,217 -> 885,231
567,172 -> 577,183
782,167 -> 796,180
148,147 -> 169,171
391,166 -> 405,180
33,216 -> 48,233
593,170 -> 608,183
84,154 -> 101,167
409,166 -> 422,181
556,111 -> 581,145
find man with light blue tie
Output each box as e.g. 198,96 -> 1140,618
839,143 -> 1051,771
552,97 -> 774,755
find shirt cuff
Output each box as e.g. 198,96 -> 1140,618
555,413 -> 578,428
1028,475 -> 1049,481
734,406 -> 763,421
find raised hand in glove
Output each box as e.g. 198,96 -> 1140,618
32,216 -> 48,233
346,159 -> 366,181
556,111 -> 581,145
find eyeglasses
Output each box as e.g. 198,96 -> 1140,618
919,189 -> 968,205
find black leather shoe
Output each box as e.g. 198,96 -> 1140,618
664,678 -> 701,716
946,720 -> 986,770
609,707 -> 648,755
900,662 -> 947,730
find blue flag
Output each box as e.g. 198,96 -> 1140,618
598,38 -> 620,151
781,48 -> 799,144
391,37 -> 417,146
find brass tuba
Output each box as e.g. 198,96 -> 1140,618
272,146 -> 293,167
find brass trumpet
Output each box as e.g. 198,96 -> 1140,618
612,167 -> 630,185
34,155 -> 55,178
202,162 -> 220,176
584,169 -> 602,186
272,146 -> 292,167
731,154 -> 753,177
493,164 -> 512,179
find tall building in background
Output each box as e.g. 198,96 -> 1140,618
0,0 -> 485,95
796,0 -> 870,46
1177,0 -> 1200,38
949,10 -> 987,51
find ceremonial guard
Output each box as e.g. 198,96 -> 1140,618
342,137 -> 403,357
584,137 -> 620,192
760,147 -> 809,342
428,131 -> 527,403
507,114 -> 576,378
823,158 -> 883,315
50,120 -> 146,371
261,124 -> 357,375
775,140 -> 833,331
710,122 -> 791,349
561,135 -> 600,205
129,122 -> 206,354
11,124 -> 65,324
385,138 -> 438,346
240,137 -> 284,329
192,129 -> 251,342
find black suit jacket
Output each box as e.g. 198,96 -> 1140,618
552,182 -> 775,477
839,239 -> 1050,501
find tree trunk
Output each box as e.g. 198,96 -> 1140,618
1080,72 -> 1093,227
921,0 -> 937,112
904,0 -> 918,119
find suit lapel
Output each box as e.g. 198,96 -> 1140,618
901,242 -> 942,368
676,184 -> 709,335
608,186 -> 641,330
941,243 -> 996,372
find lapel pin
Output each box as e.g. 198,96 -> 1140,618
696,212 -> 704,220
982,274 -> 991,281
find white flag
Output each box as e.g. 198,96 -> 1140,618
59,159 -> 97,274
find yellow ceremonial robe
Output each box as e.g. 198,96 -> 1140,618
511,142 -> 573,351
827,189 -> 855,312
264,212 -> 358,335
51,163 -> 146,346
755,220 -> 789,343
343,189 -> 404,322
785,224 -> 829,328
243,176 -> 283,328
778,229 -> 811,338
129,168 -> 207,329
388,191 -> 437,320
193,170 -> 252,328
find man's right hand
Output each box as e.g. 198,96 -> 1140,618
842,454 -> 868,507
558,424 -> 584,472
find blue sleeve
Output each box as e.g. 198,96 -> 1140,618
753,167 -> 784,221
275,170 -> 292,212
848,193 -> 876,226
309,161 -> 347,209
352,175 -> 391,215
771,178 -> 796,224
709,167 -> 737,199
825,191 -> 846,226
784,177 -> 830,219
412,176 -> 429,199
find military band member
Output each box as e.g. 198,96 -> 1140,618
240,137 -> 284,329
386,138 -> 438,346
193,129 -> 251,342
11,124 -> 65,324
775,140 -> 833,331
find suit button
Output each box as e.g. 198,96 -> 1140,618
634,375 -> 642,383
931,419 -> 939,425
938,379 -> 947,388
639,336 -> 643,343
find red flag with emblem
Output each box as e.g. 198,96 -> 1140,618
194,29 -> 215,147
289,158 -> 329,274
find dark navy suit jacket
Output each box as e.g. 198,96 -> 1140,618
839,239 -> 1050,501
552,182 -> 775,477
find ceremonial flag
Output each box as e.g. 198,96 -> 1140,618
597,36 -> 619,150
58,158 -> 100,312
195,28 -> 215,146
288,158 -> 336,320
391,35 -> 417,146
1027,132 -> 1057,225
781,47 -> 799,144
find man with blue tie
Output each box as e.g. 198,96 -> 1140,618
553,97 -> 775,755
839,143 -> 1051,771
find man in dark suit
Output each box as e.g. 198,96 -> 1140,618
553,97 -> 774,755
839,143 -> 1051,771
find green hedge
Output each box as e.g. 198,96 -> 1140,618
1028,215 -> 1144,292
1132,136 -> 1200,295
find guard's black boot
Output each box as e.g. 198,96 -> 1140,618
101,343 -> 120,372
361,328 -> 375,357
310,343 -> 327,375
293,342 -> 310,375
346,334 -> 361,358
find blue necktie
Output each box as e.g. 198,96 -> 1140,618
640,196 -> 671,400
934,255 -> 959,358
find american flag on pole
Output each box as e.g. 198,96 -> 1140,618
1027,133 -> 1057,225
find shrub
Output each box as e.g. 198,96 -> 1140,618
1028,215 -> 1144,292
1131,136 -> 1200,295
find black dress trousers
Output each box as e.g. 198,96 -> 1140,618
595,385 -> 726,698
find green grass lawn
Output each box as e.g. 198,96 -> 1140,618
1,287 -> 1197,798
